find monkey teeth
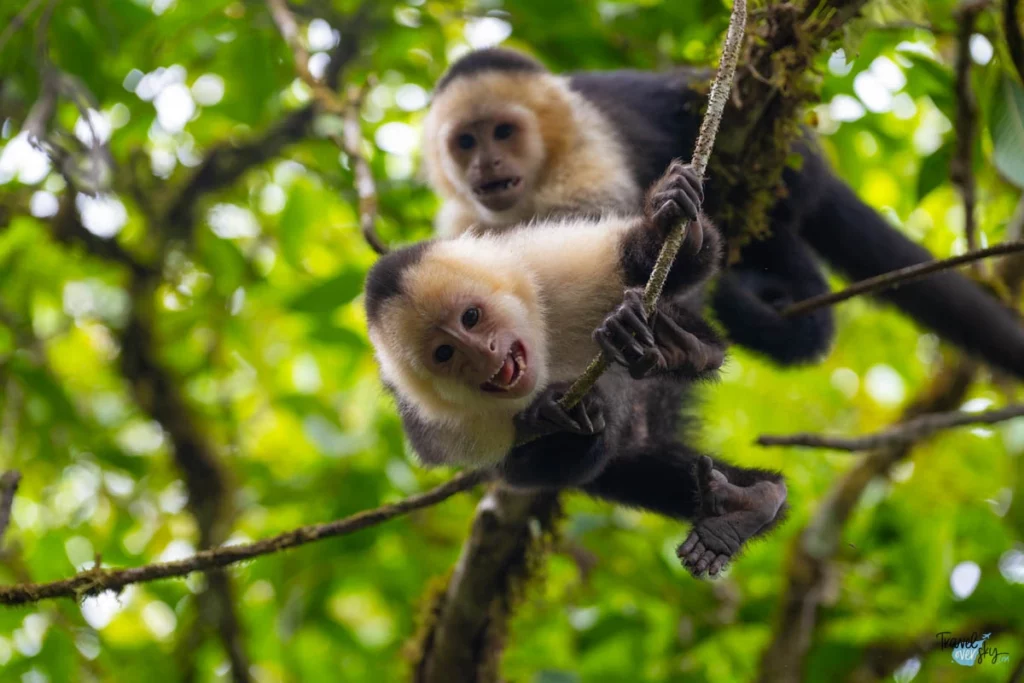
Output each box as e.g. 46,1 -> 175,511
481,342 -> 527,392
475,177 -> 521,195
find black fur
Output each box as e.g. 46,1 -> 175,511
567,67 -> 1024,374
435,47 -> 545,94
364,240 -> 431,325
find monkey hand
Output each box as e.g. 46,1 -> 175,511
645,160 -> 705,248
594,289 -> 724,380
676,456 -> 787,577
513,382 -> 606,442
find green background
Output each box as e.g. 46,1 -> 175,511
1,0 -> 1023,681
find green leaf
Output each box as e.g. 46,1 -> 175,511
198,229 -> 248,296
288,268 -> 364,313
990,77 -> 1024,188
279,179 -> 318,270
309,325 -> 369,349
899,52 -> 955,118
917,140 -> 952,200
11,356 -> 77,423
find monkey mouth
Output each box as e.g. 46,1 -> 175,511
481,341 -> 527,392
473,176 -> 521,198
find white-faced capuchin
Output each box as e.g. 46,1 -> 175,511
365,163 -> 786,577
422,47 -> 1024,376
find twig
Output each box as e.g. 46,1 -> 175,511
757,403 -> 1024,451
558,0 -> 748,410
266,0 -> 316,88
1006,0 -> 1024,84
341,84 -> 387,254
0,471 -> 21,547
951,1 -> 988,256
0,469 -> 491,607
0,0 -> 46,56
781,242 -> 1024,318
265,0 -> 385,253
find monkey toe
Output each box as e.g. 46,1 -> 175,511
708,554 -> 729,577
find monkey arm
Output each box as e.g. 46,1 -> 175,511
712,223 -> 836,365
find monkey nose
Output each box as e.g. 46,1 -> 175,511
488,338 -> 497,352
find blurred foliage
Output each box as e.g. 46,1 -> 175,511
1,0 -> 1024,681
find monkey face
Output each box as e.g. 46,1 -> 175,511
442,107 -> 544,214
420,293 -> 538,401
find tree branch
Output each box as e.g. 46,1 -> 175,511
781,242 -> 1024,318
0,469 -> 491,607
951,0 -> 988,255
164,105 -> 316,241
558,0 -> 748,409
415,490 -> 560,683
756,359 -> 977,683
0,471 -> 21,548
757,403 -> 1024,451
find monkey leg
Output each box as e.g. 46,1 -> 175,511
594,288 -> 726,380
677,455 -> 787,576
582,446 -> 786,577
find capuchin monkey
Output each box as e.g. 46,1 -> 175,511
366,164 -> 786,576
422,47 -> 1024,375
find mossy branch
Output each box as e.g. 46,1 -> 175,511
558,0 -> 748,410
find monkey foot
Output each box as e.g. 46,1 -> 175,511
676,456 -> 787,577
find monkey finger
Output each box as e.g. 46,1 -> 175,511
539,402 -> 581,433
570,402 -> 594,434
628,349 -> 661,380
682,218 -> 704,254
676,165 -> 705,203
676,171 -> 703,214
604,317 -> 646,360
622,287 -> 646,311
594,330 -> 630,367
651,201 -> 680,232
615,303 -> 655,347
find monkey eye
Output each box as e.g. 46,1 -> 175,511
456,133 -> 475,150
434,345 -> 455,363
494,123 -> 514,140
461,307 -> 480,328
